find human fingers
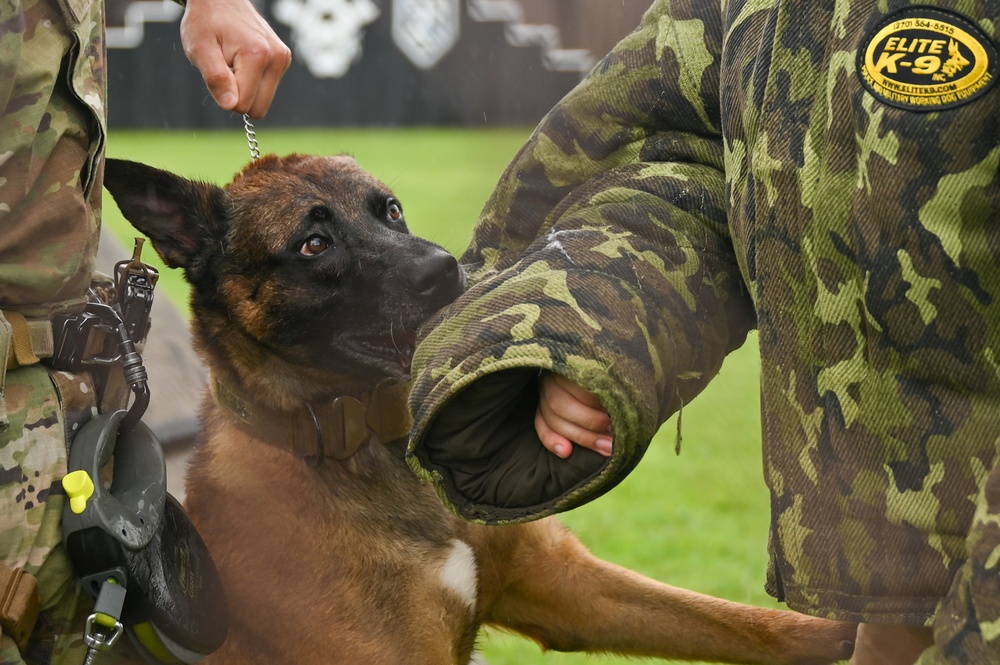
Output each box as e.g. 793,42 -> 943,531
541,373 -> 613,437
537,372 -> 613,456
537,399 -> 614,457
535,408 -> 575,459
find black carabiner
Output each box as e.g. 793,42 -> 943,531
51,302 -> 149,431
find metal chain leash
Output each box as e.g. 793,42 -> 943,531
243,113 -> 260,161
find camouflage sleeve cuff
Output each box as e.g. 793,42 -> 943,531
405,263 -> 660,525
406,163 -> 754,524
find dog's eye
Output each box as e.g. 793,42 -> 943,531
299,236 -> 329,257
386,199 -> 403,222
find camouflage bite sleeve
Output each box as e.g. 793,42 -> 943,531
406,1 -> 755,524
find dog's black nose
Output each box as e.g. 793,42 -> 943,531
405,248 -> 462,306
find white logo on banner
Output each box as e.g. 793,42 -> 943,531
273,0 -> 381,78
392,0 -> 459,69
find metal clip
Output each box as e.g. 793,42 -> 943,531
114,238 -> 158,347
50,239 -> 158,431
50,303 -> 126,369
83,613 -> 123,651
81,579 -> 126,664
51,302 -> 150,430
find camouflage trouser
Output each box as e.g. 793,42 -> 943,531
1,0 -> 125,659
917,451 -> 1000,664
0,364 -> 89,665
0,365 -> 143,665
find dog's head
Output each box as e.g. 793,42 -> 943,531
104,154 -> 465,401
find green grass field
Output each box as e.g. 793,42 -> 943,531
103,127 -> 772,665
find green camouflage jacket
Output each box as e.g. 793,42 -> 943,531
408,0 -> 1000,657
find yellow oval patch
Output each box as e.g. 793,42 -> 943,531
858,7 -> 997,111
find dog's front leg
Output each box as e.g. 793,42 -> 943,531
471,518 -> 855,665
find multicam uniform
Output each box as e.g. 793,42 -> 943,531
0,0 -> 138,662
407,0 -> 1000,661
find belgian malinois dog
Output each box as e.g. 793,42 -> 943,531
103,155 -> 856,665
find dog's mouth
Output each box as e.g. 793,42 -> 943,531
352,328 -> 418,372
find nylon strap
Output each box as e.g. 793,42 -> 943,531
0,311 -> 54,432
213,378 -> 413,462
3,311 -> 53,370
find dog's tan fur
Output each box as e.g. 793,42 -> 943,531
105,155 -> 856,665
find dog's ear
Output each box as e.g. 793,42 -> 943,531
104,158 -> 229,270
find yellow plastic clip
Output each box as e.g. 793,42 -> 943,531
62,470 -> 95,515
